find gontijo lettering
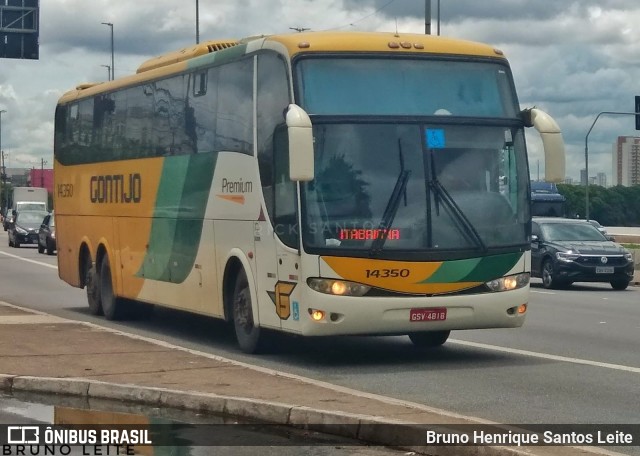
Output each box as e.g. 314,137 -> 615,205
90,173 -> 142,203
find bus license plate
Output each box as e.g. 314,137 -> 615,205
410,307 -> 447,322
596,266 -> 614,274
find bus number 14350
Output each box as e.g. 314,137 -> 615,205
365,269 -> 410,278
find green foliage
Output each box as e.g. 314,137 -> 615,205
557,184 -> 640,226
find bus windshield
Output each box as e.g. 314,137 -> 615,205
297,56 -> 528,256
295,57 -> 517,117
301,122 -> 529,255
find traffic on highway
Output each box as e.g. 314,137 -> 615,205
0,229 -> 637,445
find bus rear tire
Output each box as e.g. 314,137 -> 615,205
86,263 -> 103,316
100,254 -> 124,320
232,269 -> 265,354
408,330 -> 450,347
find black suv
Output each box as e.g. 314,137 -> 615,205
531,217 -> 634,290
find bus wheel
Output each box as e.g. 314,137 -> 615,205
100,254 -> 124,320
86,263 -> 103,316
232,269 -> 264,354
408,330 -> 450,347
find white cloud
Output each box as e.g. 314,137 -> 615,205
2,0 -> 640,184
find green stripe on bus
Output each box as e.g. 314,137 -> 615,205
420,252 -> 521,283
137,152 -> 217,283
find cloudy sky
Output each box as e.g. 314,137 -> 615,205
2,0 -> 640,184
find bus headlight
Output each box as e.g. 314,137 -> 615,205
307,278 -> 370,296
485,273 -> 529,292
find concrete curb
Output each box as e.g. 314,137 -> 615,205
0,373 -> 609,456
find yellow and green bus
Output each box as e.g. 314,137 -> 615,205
54,31 -> 565,353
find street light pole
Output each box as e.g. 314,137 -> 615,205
101,64 -> 111,81
196,0 -> 200,44
0,109 -> 6,213
101,22 -> 114,80
584,110 -> 639,220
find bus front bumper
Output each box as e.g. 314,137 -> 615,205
293,285 -> 529,337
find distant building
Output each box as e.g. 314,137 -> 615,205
580,168 -> 587,186
29,168 -> 53,193
596,172 -> 607,187
564,177 -> 574,185
612,136 -> 640,186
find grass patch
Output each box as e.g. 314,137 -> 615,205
621,243 -> 640,249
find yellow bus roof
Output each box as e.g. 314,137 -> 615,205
265,31 -> 505,59
57,31 -> 505,104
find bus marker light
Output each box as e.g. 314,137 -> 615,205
298,42 -> 310,49
310,310 -> 325,321
518,304 -> 527,314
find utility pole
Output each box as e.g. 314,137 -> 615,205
425,0 -> 431,34
40,158 -> 47,188
425,1 -> 441,35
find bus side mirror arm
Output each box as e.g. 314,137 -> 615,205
521,108 -> 566,183
286,104 -> 314,182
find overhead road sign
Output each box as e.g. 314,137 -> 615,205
0,0 -> 39,60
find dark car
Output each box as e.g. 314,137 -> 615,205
586,219 -> 612,239
531,217 -> 634,290
7,210 -> 49,248
2,210 -> 15,231
38,211 -> 56,255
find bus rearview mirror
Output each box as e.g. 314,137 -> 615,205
286,104 -> 314,182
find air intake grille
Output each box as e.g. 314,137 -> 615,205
207,42 -> 238,52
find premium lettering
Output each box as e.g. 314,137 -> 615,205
90,173 -> 141,203
221,178 -> 252,193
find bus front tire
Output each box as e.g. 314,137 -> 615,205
408,330 -> 450,347
86,263 -> 103,316
100,255 -> 124,320
232,269 -> 265,354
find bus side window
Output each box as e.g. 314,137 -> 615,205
257,51 -> 291,223
273,126 -> 298,249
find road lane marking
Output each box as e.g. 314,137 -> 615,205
0,300 -> 637,456
530,290 -> 555,294
0,251 -> 58,269
449,339 -> 640,373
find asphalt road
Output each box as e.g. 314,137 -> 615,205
0,232 -> 638,428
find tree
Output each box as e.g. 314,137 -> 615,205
557,184 -> 640,226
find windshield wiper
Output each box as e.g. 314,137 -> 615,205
369,169 -> 411,257
369,140 -> 411,257
428,154 -> 487,252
